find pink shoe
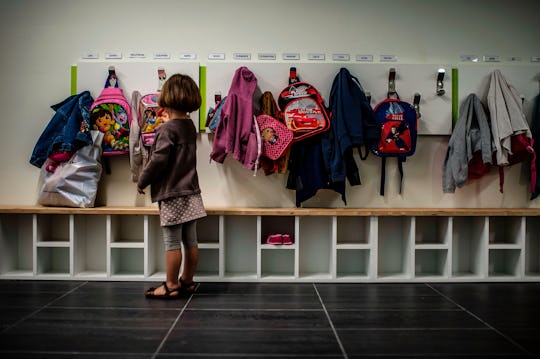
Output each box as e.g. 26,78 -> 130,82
282,234 -> 293,245
266,234 -> 283,245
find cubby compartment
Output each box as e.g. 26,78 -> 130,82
0,214 -> 33,276
336,249 -> 370,279
377,217 -> 413,279
261,249 -> 295,279
489,216 -> 523,245
147,215 -> 165,279
37,247 -> 70,276
224,216 -> 257,279
298,216 -> 332,279
452,217 -> 486,278
36,214 -> 70,244
73,215 -> 107,278
525,217 -> 540,277
489,249 -> 521,277
260,216 -> 295,245
110,248 -> 144,278
197,248 -> 220,278
336,216 -> 371,245
198,215 -> 220,245
415,216 -> 450,245
109,214 -> 144,244
415,249 -> 448,278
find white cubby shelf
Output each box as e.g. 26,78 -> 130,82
1,206 -> 540,282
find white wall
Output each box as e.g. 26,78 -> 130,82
1,0 -> 539,208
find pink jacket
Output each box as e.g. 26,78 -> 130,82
210,66 -> 260,171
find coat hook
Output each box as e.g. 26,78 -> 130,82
436,68 -> 446,96
413,92 -> 421,118
388,68 -> 397,98
366,91 -> 371,104
106,66 -> 117,88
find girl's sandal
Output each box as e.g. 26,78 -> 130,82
145,282 -> 181,300
179,278 -> 196,296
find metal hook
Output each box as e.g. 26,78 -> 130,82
366,91 -> 371,104
436,68 -> 446,96
388,68 -> 397,97
413,92 -> 421,118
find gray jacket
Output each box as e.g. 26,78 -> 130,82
442,94 -> 493,193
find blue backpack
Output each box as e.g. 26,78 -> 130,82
371,97 -> 418,195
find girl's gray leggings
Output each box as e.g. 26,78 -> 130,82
162,220 -> 198,251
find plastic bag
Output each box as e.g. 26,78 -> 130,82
37,131 -> 103,208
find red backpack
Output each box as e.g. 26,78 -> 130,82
278,67 -> 330,142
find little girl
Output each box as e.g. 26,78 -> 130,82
137,74 -> 206,299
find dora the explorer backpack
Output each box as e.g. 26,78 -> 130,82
136,67 -> 167,146
371,95 -> 418,195
278,67 -> 331,142
90,67 -> 132,155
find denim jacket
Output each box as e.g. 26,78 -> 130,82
30,91 -> 94,168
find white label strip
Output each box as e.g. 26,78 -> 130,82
105,52 -> 122,59
258,53 -> 276,60
505,56 -> 522,62
308,53 -> 325,61
179,53 -> 197,60
531,56 -> 540,62
380,54 -> 397,62
82,52 -> 99,59
332,54 -> 350,61
483,55 -> 500,62
208,53 -> 226,60
356,55 -> 373,62
460,54 -> 478,62
128,52 -> 147,59
283,53 -> 300,60
234,53 -> 252,60
154,52 -> 171,59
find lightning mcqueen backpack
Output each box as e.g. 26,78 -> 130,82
371,97 -> 418,195
278,67 -> 331,142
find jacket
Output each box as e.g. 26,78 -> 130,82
210,66 -> 260,171
287,135 -> 346,207
322,68 -> 379,185
30,91 -> 94,168
442,94 -> 494,193
487,69 -> 531,166
138,118 -> 201,203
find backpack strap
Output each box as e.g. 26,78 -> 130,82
380,157 -> 386,196
380,156 -> 405,196
157,67 -> 166,91
289,67 -> 298,84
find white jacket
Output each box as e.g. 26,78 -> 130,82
487,69 -> 531,166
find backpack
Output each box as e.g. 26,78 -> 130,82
278,67 -> 331,142
256,114 -> 293,160
371,96 -> 418,195
138,67 -> 167,146
90,67 -> 132,156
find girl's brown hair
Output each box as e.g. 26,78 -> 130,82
158,74 -> 201,113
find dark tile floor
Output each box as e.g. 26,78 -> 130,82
0,281 -> 539,358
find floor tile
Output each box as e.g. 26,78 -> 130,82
50,281 -> 188,309
159,328 -> 342,356
316,283 -> 458,310
179,309 -> 329,329
187,293 -> 322,310
0,307 -> 175,354
328,309 -> 486,329
338,328 -> 528,357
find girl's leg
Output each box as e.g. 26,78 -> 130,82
180,220 -> 199,290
